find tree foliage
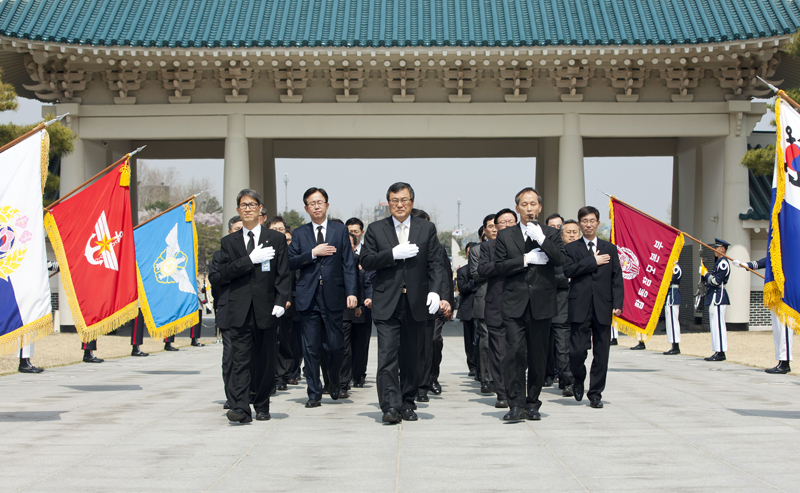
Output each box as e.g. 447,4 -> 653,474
282,209 -> 306,230
0,68 -> 18,112
741,144 -> 775,176
195,222 -> 222,274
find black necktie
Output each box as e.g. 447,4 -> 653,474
316,225 -> 324,245
525,235 -> 534,251
246,231 -> 255,254
588,241 -> 594,254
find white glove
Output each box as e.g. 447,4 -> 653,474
249,245 -> 275,264
271,305 -> 285,318
732,259 -> 741,268
524,248 -> 549,265
392,242 -> 419,260
526,222 -> 546,244
426,292 -> 441,315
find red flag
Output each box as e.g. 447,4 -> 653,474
44,161 -> 137,342
609,198 -> 684,340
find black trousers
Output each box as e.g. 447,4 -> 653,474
289,318 -> 303,379
300,286 -> 345,401
275,316 -> 294,385
549,322 -> 572,387
220,328 -> 234,403
81,339 -> 97,351
229,306 -> 277,415
351,321 -> 371,384
375,294 -> 424,412
420,316 -> 445,393
340,319 -> 353,390
477,319 -> 491,384
131,311 -> 145,346
503,306 -> 551,409
569,304 -> 611,401
487,323 -> 507,400
191,309 -> 202,339
418,319 -> 435,393
461,319 -> 478,373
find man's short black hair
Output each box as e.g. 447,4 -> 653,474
578,206 -> 600,222
259,204 -> 268,217
563,219 -> 579,227
545,213 -> 564,227
303,187 -> 329,206
236,189 -> 262,206
227,215 -> 242,230
465,241 -> 477,253
330,218 -> 344,224
386,182 -> 415,202
494,208 -> 517,223
482,214 -> 496,228
348,233 -> 359,245
411,208 -> 430,221
478,225 -> 485,240
266,216 -> 286,228
514,187 -> 542,205
345,217 -> 364,230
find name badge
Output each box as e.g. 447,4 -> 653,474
261,260 -> 271,272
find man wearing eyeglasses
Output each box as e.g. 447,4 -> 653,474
563,206 -> 624,410
218,189 -> 290,423
361,182 -> 444,424
288,188 -> 358,408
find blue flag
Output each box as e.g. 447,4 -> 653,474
134,201 -> 199,340
766,98 -> 800,335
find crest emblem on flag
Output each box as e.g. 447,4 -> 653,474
618,246 -> 640,281
84,211 -> 123,271
0,207 -> 32,280
153,223 -> 194,294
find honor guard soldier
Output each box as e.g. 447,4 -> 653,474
18,343 -> 43,373
701,239 -> 730,362
663,264 -> 682,355
733,257 -> 792,374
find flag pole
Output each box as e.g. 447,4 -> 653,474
600,191 -> 765,279
44,145 -> 146,211
133,195 -> 196,230
757,76 -> 800,111
0,113 -> 69,155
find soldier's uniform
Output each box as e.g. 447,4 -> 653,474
18,343 -> 43,373
742,257 -> 792,374
663,264 -> 682,355
702,239 -> 730,361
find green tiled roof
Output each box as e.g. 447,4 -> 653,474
740,169 -> 772,221
0,0 -> 797,49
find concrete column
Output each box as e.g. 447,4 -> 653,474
557,113 -> 585,220
539,137 -> 560,219
223,114 -> 250,226
57,117 -> 84,331
671,156 -> 680,228
721,111 -> 752,328
262,139 -> 278,215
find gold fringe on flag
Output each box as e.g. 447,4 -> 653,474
39,130 -> 49,192
0,313 -> 52,358
44,212 -> 137,343
136,266 -> 199,341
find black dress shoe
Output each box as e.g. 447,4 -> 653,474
353,380 -> 364,388
590,399 -> 604,409
330,389 -> 340,400
704,352 -> 726,361
610,338 -> 618,346
630,342 -> 646,350
495,399 -> 509,408
305,399 -> 321,408
765,361 -> 791,374
339,390 -> 349,399
416,391 -> 429,402
255,412 -> 271,421
191,338 -> 205,347
18,358 -> 44,373
663,343 -> 680,355
401,409 -> 418,421
430,380 -> 442,395
131,345 -> 149,357
562,385 -> 574,397
288,378 -> 299,385
227,408 -> 252,423
276,383 -> 288,391
83,353 -> 104,363
543,377 -> 554,388
573,383 -> 584,402
503,406 -> 526,421
223,400 -> 231,409
382,408 -> 402,424
525,407 -> 541,420
480,382 -> 493,394
164,343 -> 179,351
468,370 -> 475,377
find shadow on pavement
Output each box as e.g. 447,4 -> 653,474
728,409 -> 800,419
61,385 -> 142,392
0,411 -> 67,422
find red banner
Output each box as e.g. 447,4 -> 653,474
45,162 -> 138,342
610,198 -> 684,340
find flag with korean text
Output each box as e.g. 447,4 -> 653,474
134,200 -> 200,340
44,161 -> 138,343
764,98 -> 800,334
0,129 -> 52,357
609,198 -> 685,340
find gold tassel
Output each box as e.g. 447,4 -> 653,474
119,158 -> 131,187
39,130 -> 50,192
0,313 -> 52,358
184,200 -> 194,222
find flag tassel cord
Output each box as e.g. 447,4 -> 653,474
598,191 -> 765,280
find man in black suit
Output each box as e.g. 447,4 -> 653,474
361,182 -> 444,424
544,213 -> 574,397
470,216 -> 495,392
217,189 -> 290,423
456,243 -> 478,377
208,215 -> 242,410
494,188 -> 566,421
563,206 -> 624,409
478,208 -> 518,409
266,216 -> 296,392
289,188 -> 358,407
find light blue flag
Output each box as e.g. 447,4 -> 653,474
134,201 -> 199,340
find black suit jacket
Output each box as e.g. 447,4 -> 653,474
360,216 -> 444,323
455,265 -> 475,321
208,250 -> 231,329
477,239 -> 505,327
563,237 -> 624,325
218,226 -> 291,330
493,224 -> 566,321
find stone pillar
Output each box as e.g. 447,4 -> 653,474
557,113 -> 585,220
671,156 -> 680,229
57,116 -> 84,332
223,114 -> 250,226
721,109 -> 751,329
262,139 -> 278,215
539,137 -> 560,219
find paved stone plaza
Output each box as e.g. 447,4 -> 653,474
1,322 -> 799,492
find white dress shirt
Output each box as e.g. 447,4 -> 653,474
392,215 -> 412,242
310,219 -> 329,259
583,236 -> 597,255
242,224 -> 262,250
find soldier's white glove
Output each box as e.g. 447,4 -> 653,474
732,259 -> 741,268
249,245 -> 275,264
526,222 -> 546,244
271,305 -> 285,318
426,292 -> 441,315
524,248 -> 549,265
393,242 -> 419,260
